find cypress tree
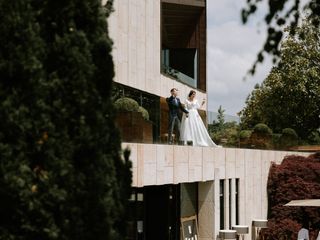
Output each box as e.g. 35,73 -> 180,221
0,0 -> 131,239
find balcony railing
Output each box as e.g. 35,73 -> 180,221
161,65 -> 197,88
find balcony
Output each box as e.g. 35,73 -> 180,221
122,143 -> 309,187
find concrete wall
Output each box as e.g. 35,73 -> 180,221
122,143 -> 310,239
108,0 -> 207,103
123,143 -> 309,188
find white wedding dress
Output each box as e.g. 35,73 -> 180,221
180,99 -> 218,147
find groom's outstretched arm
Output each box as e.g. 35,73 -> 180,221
179,101 -> 189,114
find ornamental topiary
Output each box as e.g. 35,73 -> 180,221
250,123 -> 273,149
239,130 -> 252,139
114,97 -> 150,121
279,128 -> 298,148
272,133 -> 282,149
138,106 -> 149,120
114,97 -> 140,112
282,128 -> 298,139
253,123 -> 273,136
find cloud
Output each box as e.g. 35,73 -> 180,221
207,0 -> 273,115
207,1 -> 244,25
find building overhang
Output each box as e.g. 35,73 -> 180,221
162,2 -> 204,48
161,0 -> 205,7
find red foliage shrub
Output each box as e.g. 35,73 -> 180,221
261,152 -> 320,239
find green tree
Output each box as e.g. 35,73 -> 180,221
210,121 -> 239,147
240,18 -> 320,138
208,106 -> 226,134
242,1 -> 320,74
0,0 -> 131,239
209,106 -> 240,147
217,105 -> 225,128
239,83 -> 264,129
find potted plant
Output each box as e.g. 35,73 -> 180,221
114,97 -> 153,143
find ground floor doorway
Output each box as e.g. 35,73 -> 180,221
126,183 -> 198,240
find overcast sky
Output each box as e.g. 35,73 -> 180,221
206,0 -> 273,116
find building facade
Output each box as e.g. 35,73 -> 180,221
107,1 -> 308,239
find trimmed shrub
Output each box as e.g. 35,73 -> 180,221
279,128 -> 298,149
307,131 -> 320,144
114,97 -> 139,112
253,123 -> 273,136
282,128 -> 298,139
239,130 -> 252,139
250,124 -> 273,149
239,130 -> 252,148
272,133 -> 282,149
138,106 -> 149,120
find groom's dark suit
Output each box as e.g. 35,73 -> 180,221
166,96 -> 189,144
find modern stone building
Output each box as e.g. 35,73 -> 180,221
107,1 -> 308,239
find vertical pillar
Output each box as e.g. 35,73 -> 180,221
231,178 -> 236,228
224,179 -> 229,229
198,181 -> 214,240
214,168 -> 220,238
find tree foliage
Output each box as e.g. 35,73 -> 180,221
210,121 -> 239,147
208,106 -> 240,147
261,153 -> 320,239
0,0 -> 131,239
209,123 -> 240,148
242,0 -> 320,74
217,105 -> 225,127
239,18 -> 320,139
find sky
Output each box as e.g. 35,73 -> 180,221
206,0 -> 273,116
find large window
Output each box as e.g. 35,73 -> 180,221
161,48 -> 198,88
161,1 -> 206,90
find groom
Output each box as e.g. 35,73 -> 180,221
166,88 -> 188,144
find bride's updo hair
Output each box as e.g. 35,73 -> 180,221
188,90 -> 196,98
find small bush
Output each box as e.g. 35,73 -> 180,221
250,124 -> 273,149
307,131 -> 320,144
282,128 -> 298,139
114,97 -> 139,112
253,123 -> 272,136
138,106 -> 149,120
239,130 -> 252,148
239,130 -> 252,139
280,128 -> 298,148
272,133 -> 282,149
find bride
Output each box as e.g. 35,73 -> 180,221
180,90 -> 219,147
